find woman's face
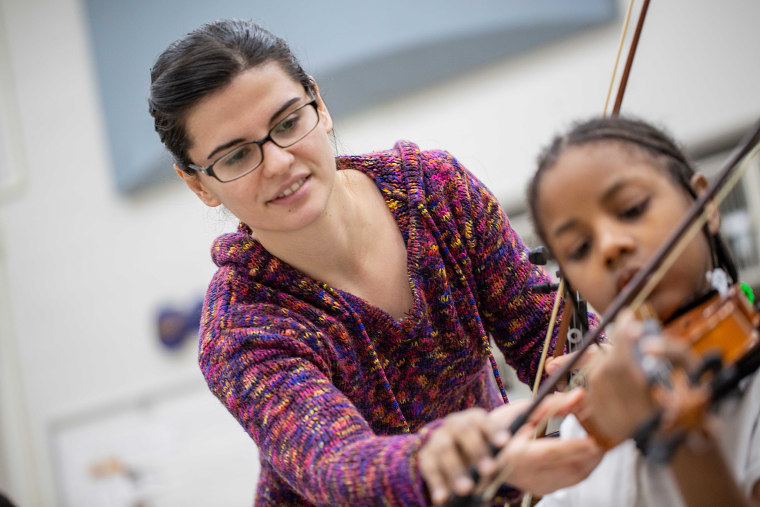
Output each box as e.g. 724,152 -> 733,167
536,142 -> 714,321
180,62 -> 335,236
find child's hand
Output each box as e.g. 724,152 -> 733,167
419,390 -> 603,504
584,310 -> 660,442
545,343 -> 610,374
488,389 -> 603,496
545,342 -> 610,390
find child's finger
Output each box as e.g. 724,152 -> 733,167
530,388 -> 587,422
546,343 -> 608,376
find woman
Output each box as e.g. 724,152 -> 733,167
148,18 -> 600,506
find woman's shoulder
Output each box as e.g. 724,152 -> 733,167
210,225 -> 262,269
338,140 -> 459,170
337,140 -> 468,195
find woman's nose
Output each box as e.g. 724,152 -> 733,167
259,141 -> 295,178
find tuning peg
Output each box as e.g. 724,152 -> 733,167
529,246 -> 551,265
532,282 -> 560,294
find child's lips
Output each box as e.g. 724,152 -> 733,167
616,267 -> 640,293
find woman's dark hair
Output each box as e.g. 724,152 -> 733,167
527,115 -> 738,282
148,19 -> 315,171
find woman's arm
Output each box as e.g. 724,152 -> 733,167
429,153 -> 562,384
202,324 -> 434,506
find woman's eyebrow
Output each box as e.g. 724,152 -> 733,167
205,96 -> 302,161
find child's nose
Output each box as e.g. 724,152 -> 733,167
598,226 -> 635,268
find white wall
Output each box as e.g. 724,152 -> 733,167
0,0 -> 758,505
337,1 -> 760,208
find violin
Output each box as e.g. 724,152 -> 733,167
575,282 -> 760,453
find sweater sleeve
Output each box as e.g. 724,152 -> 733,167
200,318 -> 437,506
428,153 -> 560,386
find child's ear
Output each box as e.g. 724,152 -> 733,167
690,173 -> 721,234
174,164 -> 222,207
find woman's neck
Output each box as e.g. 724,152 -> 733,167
254,169 -> 384,283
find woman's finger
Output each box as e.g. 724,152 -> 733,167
418,448 -> 449,505
446,409 -> 496,476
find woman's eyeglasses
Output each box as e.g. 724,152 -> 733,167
187,99 -> 319,183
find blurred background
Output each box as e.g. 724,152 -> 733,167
0,0 -> 759,505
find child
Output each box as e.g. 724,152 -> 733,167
526,116 -> 760,506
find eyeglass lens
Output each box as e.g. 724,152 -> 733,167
213,102 -> 318,182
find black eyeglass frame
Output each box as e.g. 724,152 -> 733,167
186,99 -> 320,183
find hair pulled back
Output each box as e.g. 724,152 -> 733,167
148,19 -> 315,171
527,115 -> 737,281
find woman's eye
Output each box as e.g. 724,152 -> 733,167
223,147 -> 248,166
275,115 -> 299,134
620,198 -> 650,220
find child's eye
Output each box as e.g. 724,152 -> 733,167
568,240 -> 590,261
620,198 -> 650,220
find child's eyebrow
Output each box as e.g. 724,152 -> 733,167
549,178 -> 635,239
551,218 -> 579,239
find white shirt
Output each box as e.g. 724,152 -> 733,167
538,370 -> 760,507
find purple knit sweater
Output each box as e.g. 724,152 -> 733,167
199,141 -> 560,505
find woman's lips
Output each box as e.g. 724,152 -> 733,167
270,175 -> 309,203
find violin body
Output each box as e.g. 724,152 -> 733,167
662,285 -> 759,364
576,284 -> 759,450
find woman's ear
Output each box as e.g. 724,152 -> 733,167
174,164 -> 221,207
690,173 -> 721,234
309,78 -> 333,134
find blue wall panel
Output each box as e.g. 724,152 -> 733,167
82,0 -> 616,193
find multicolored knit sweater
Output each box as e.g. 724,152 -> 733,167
199,141 -> 561,506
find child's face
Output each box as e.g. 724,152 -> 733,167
536,142 -> 714,321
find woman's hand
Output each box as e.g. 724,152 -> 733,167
419,407 -> 509,504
